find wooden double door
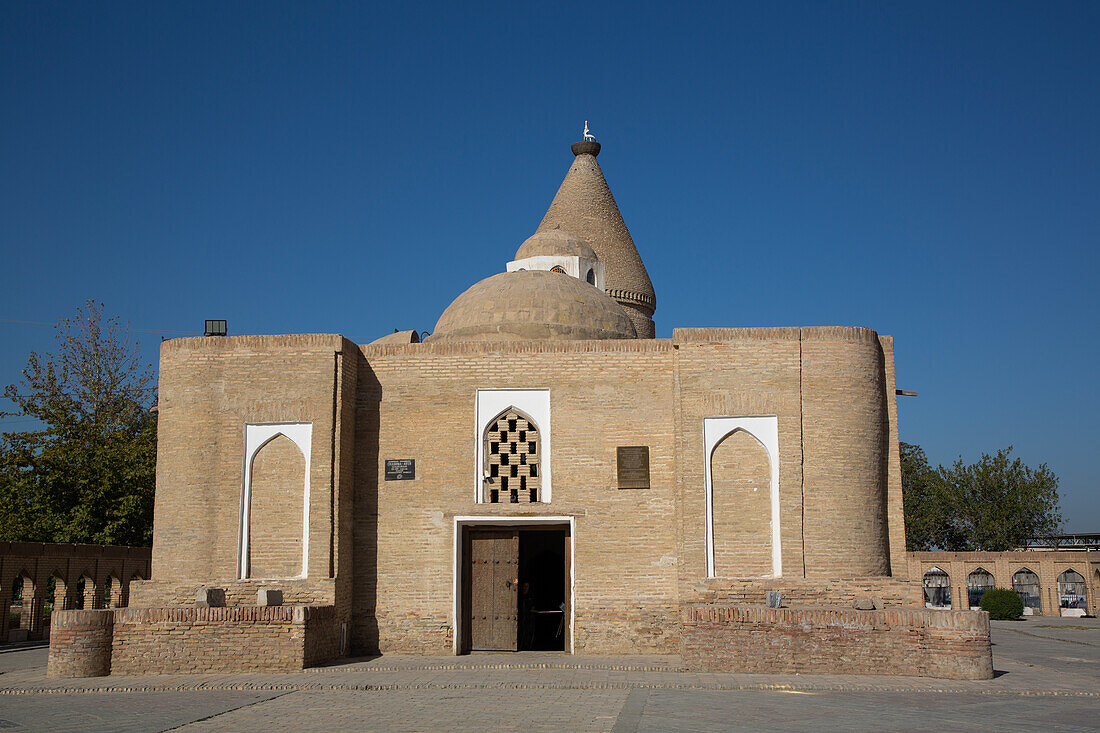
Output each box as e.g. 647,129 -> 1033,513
462,526 -> 569,653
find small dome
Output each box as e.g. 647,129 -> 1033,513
430,270 -> 637,342
367,329 -> 420,346
514,229 -> 597,261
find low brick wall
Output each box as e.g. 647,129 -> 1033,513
682,605 -> 993,680
47,605 -> 339,677
47,610 -> 114,677
112,605 -> 338,674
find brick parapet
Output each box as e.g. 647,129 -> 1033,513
673,326 -> 881,344
681,604 -> 992,680
685,576 -> 923,607
358,338 -> 675,358
127,578 -> 335,608
160,333 -> 350,353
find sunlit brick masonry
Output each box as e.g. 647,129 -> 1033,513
48,133 -> 999,679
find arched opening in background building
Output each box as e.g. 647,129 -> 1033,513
923,567 -> 951,608
967,568 -> 995,608
1012,568 -> 1041,614
1058,570 -> 1087,615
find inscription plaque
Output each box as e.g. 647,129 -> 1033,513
616,446 -> 650,489
384,459 -> 415,481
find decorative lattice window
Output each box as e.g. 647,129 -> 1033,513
484,410 -> 540,503
550,265 -> 566,274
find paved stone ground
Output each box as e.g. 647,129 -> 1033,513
0,616 -> 1097,731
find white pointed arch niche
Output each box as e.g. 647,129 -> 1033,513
475,390 -> 551,503
703,416 -> 781,579
238,422 -> 313,579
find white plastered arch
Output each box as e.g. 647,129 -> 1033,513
238,422 -> 313,579
475,390 -> 551,502
703,416 -> 781,578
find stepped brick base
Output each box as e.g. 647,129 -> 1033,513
682,604 -> 993,680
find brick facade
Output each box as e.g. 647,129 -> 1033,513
124,327 -> 913,663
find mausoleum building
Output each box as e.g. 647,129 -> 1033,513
47,134 -> 995,679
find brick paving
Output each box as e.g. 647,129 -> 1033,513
0,617 -> 1097,731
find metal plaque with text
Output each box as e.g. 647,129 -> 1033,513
384,459 -> 415,481
616,446 -> 650,489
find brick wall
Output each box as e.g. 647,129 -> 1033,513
879,336 -> 908,578
111,606 -> 335,674
672,327 -> 901,588
152,334 -> 357,584
682,604 -> 993,680
354,339 -> 681,655
151,328 -> 905,660
799,328 -> 891,578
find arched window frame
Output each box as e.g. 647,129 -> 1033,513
482,406 -> 542,504
1012,568 -> 1041,610
475,390 -> 551,503
1057,569 -> 1086,609
967,567 -> 996,608
702,416 -> 781,579
238,422 -> 313,580
923,566 -> 952,608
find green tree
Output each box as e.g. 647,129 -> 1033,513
901,443 -> 1062,552
0,301 -> 156,546
901,442 -> 957,551
937,446 -> 1062,552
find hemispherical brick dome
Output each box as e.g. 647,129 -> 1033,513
430,270 -> 637,342
514,228 -> 597,261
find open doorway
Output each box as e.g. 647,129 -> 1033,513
459,523 -> 571,654
519,529 -> 566,651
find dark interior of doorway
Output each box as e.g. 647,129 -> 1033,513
518,529 -> 566,651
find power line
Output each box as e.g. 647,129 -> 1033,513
0,318 -> 193,336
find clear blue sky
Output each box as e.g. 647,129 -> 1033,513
2,2 -> 1097,530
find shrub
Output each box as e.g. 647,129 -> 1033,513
980,587 -> 1024,620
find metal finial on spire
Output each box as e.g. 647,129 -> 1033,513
583,121 -> 596,142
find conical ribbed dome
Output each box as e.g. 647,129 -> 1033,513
536,140 -> 657,338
